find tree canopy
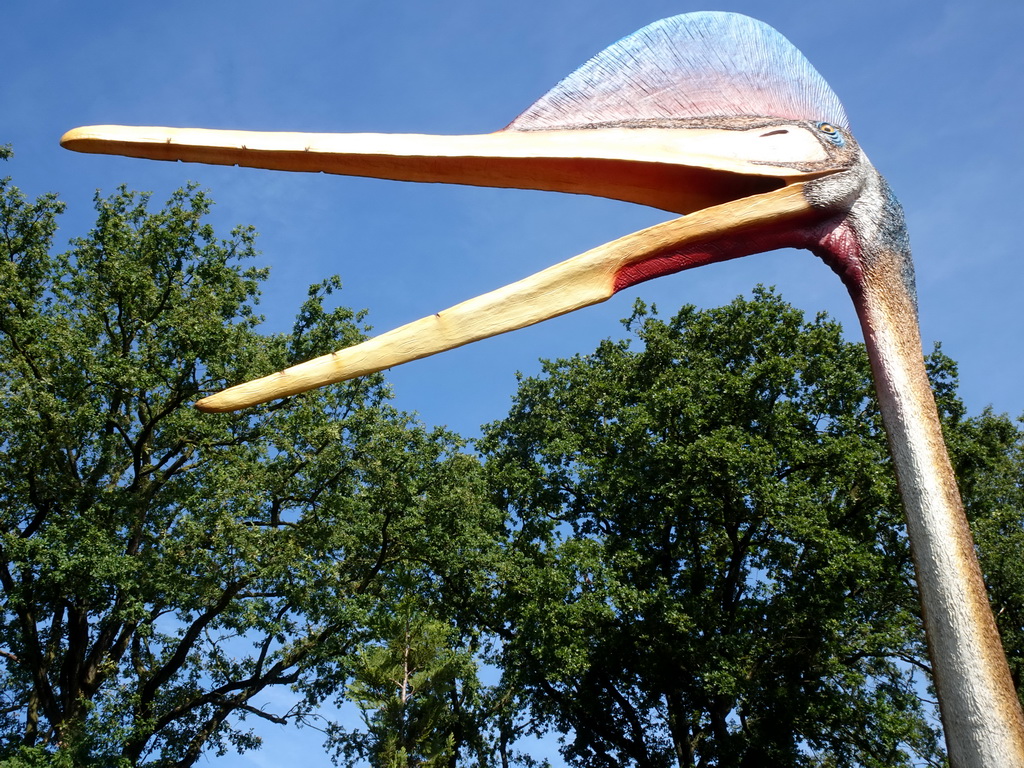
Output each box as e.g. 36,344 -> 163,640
479,290 -> 1024,768
3,146 -> 1023,767
0,154 -> 501,766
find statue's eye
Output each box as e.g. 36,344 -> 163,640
816,122 -> 846,148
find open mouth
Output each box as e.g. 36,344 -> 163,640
60,121 -> 845,412
60,8 -> 854,412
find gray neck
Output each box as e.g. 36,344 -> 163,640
809,163 -> 1024,765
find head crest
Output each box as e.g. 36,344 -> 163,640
507,12 -> 848,131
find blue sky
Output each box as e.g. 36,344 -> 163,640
5,0 -> 1023,764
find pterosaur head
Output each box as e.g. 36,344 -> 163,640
61,12 -> 868,411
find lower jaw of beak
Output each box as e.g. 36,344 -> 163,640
196,182 -> 818,413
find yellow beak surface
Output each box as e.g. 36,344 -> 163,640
60,123 -> 840,411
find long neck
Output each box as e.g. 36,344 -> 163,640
814,187 -> 1024,765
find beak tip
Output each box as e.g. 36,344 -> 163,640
194,394 -> 233,414
60,126 -> 97,152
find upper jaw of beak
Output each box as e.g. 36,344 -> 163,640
61,121 -> 841,214
60,121 -> 846,412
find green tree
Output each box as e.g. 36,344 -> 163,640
333,570 -> 483,768
0,153 -> 500,766
480,289 -> 950,768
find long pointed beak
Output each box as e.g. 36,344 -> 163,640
61,123 -> 840,411
61,124 -> 835,214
